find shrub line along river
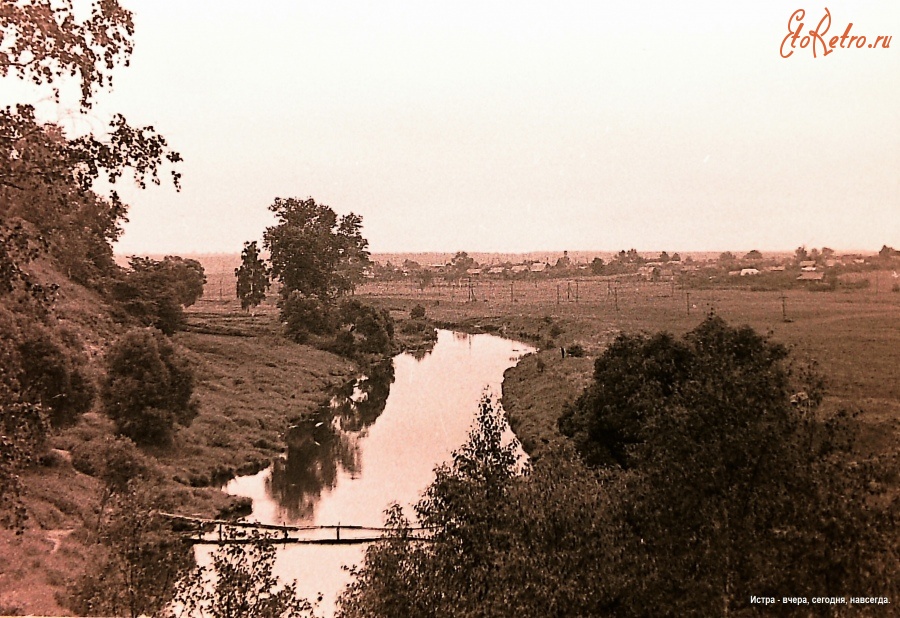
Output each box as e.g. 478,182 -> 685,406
210,329 -> 535,616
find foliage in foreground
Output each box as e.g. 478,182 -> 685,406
171,531 -> 317,618
340,319 -> 899,617
68,483 -> 193,618
338,396 -> 621,617
559,316 -> 899,615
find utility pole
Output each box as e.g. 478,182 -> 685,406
781,292 -> 788,322
614,286 -> 619,312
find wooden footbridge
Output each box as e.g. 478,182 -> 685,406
158,512 -> 435,546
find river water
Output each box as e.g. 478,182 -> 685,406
217,330 -> 534,616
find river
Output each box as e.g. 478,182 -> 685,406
215,329 -> 534,616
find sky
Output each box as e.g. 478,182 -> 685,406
5,1 -> 899,254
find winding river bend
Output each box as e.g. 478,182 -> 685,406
218,330 -> 534,616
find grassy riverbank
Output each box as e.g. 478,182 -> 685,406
0,298 -> 356,616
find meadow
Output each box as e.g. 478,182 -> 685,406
353,273 -> 900,462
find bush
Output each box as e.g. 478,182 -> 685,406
101,328 -> 197,446
17,331 -> 94,427
0,307 -> 94,427
281,292 -> 336,343
410,304 -> 426,319
565,344 -> 585,357
337,299 -> 395,357
105,256 -> 206,335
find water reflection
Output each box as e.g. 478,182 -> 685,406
266,361 -> 395,522
223,330 -> 536,617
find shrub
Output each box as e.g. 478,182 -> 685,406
565,344 -> 585,357
281,292 -> 336,343
17,331 -> 94,427
101,329 -> 197,446
410,304 -> 426,319
337,299 -> 395,357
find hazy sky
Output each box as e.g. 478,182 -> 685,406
6,1 -> 899,254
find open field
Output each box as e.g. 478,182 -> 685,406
355,275 -> 900,461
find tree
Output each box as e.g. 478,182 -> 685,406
334,299 -> 394,357
0,401 -> 47,531
339,398 -> 622,618
658,251 -> 670,263
234,241 -> 270,310
107,256 -> 205,334
1,0 -> 133,109
263,197 -> 370,302
159,256 -> 206,306
68,484 -> 193,618
448,251 -> 476,281
415,269 -> 434,290
717,251 -> 736,265
794,245 -> 809,263
101,328 -> 197,446
14,322 -> 94,427
171,531 -> 317,618
743,249 -> 763,261
558,315 -> 899,614
590,257 -> 605,275
281,292 -> 335,344
1,1 -> 181,291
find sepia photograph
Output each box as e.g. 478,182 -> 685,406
1,1 -> 898,616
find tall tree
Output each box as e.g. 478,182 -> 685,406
1,1 -> 182,286
263,197 -> 370,301
235,241 -> 270,310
